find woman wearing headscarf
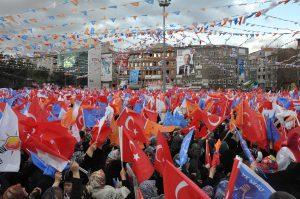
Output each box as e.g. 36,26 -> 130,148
82,169 -> 130,199
139,180 -> 164,199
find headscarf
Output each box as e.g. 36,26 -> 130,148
202,185 -> 214,198
139,180 -> 158,199
86,170 -> 106,193
90,185 -> 130,199
214,180 -> 228,199
107,149 -> 121,161
276,147 -> 295,171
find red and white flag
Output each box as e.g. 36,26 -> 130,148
163,161 -> 210,199
154,132 -> 173,174
121,130 -> 154,183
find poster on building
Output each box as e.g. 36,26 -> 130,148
237,58 -> 245,82
115,53 -> 129,75
176,48 -> 195,76
101,54 -> 113,82
88,47 -> 101,89
129,70 -> 139,84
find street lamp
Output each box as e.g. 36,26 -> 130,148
158,0 -> 171,92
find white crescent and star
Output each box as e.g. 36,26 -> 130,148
207,112 -> 221,127
155,145 -> 163,163
129,140 -> 136,152
243,112 -> 251,127
175,181 -> 188,199
125,116 -> 134,131
133,153 -> 140,161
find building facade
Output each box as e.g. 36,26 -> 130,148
189,45 -> 249,89
127,43 -> 176,88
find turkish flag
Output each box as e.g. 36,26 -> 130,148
28,97 -> 49,123
122,131 -> 154,183
163,161 -> 210,199
191,108 -> 225,132
142,108 -> 158,122
117,108 -> 146,130
23,121 -> 77,160
117,108 -> 148,144
90,121 -> 111,147
154,133 -> 173,174
237,101 -> 268,148
76,108 -> 84,130
287,127 -> 300,162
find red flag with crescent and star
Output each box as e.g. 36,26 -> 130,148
117,108 -> 148,144
236,101 -> 268,148
163,161 -> 210,199
191,108 -> 225,132
122,131 -> 154,183
154,132 -> 173,174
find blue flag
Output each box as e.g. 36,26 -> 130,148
163,111 -> 188,128
227,157 -> 275,199
133,102 -> 143,113
277,97 -> 291,109
30,152 -> 56,177
199,98 -> 206,110
83,108 -> 105,128
266,116 -> 280,142
177,130 -> 194,167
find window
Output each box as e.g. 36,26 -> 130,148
150,62 -> 153,66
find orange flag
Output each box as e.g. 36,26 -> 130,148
70,0 -> 79,6
186,100 -> 198,117
109,118 -> 119,146
130,2 -> 140,7
144,119 -> 175,139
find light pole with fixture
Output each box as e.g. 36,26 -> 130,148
158,0 -> 171,92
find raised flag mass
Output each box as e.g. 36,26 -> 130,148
0,0 -> 299,198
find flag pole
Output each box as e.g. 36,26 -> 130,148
118,126 -> 124,168
225,156 -> 242,199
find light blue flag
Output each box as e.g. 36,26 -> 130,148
133,102 -> 143,113
177,130 -> 194,167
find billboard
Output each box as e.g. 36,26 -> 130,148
100,54 -> 113,82
176,48 -> 195,76
115,53 -> 129,75
129,70 -> 139,84
88,47 -> 102,89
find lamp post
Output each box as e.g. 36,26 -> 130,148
158,0 -> 171,92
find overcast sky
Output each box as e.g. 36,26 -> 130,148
0,0 -> 299,56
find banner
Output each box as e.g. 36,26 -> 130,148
88,47 -> 102,89
115,53 -> 129,75
101,53 -> 113,82
0,104 -> 20,172
176,48 -> 195,76
237,58 -> 245,83
129,70 -> 139,84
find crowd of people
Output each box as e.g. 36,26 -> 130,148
0,85 -> 299,199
